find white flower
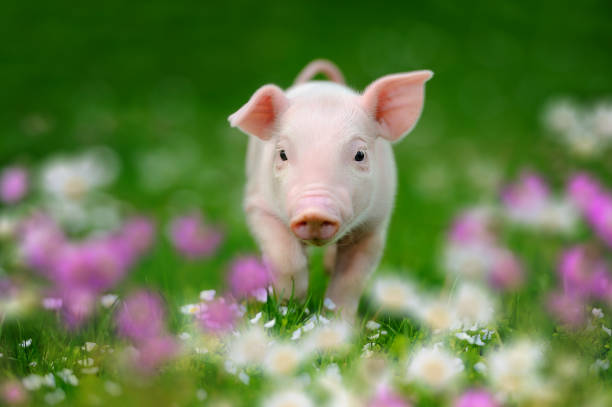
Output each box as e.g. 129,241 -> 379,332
603,326 -> 611,336
180,303 -> 202,315
100,294 -> 118,308
443,242 -> 495,279
195,389 -> 207,401
263,319 -> 276,329
279,306 -> 288,316
371,276 -> 419,314
406,345 -> 464,390
366,320 -> 381,331
291,328 -> 302,341
238,371 -> 250,385
324,298 -> 336,310
250,312 -> 262,324
452,283 -> 496,328
20,338 -> 32,348
591,359 -> 610,373
57,369 -> 78,386
199,290 -> 216,301
179,332 -> 191,341
305,320 -> 352,353
592,308 -> 604,319
487,339 -> 544,399
40,147 -> 118,202
263,343 -> 304,376
83,342 -> 97,352
262,388 -> 314,407
104,381 -> 122,396
44,389 -> 65,405
592,102 -> 612,138
22,374 -> 43,390
226,326 -> 269,366
417,298 -> 459,333
543,99 -> 580,134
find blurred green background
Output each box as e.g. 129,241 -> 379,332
2,0 -> 612,302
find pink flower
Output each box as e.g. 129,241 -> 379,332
448,210 -> 495,245
454,389 -> 499,407
42,297 -> 63,310
131,335 -> 179,374
567,173 -> 612,247
169,213 -> 223,259
196,297 -> 241,334
547,291 -> 586,327
368,385 -> 411,407
501,172 -> 549,213
18,214 -> 65,274
228,256 -> 272,300
116,290 -> 166,343
558,246 -> 611,300
488,249 -> 524,292
0,167 -> 28,204
567,173 -> 601,211
1,380 -> 28,405
60,286 -> 97,328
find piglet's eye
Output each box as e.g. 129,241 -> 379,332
354,150 -> 365,162
279,150 -> 288,161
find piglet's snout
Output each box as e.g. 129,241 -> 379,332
290,212 -> 339,242
289,195 -> 341,243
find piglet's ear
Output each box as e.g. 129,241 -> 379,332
361,70 -> 433,142
228,84 -> 288,140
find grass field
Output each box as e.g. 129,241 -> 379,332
1,1 -> 612,406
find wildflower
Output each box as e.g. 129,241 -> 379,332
131,335 -> 179,373
1,380 -> 28,405
368,385 -> 411,407
199,289 -> 216,301
488,249 -> 524,291
100,294 -> 118,308
40,147 -> 118,202
226,325 -> 268,366
417,298 -> 458,333
228,256 -> 272,300
262,388 -> 314,407
305,320 -> 352,353
43,389 -> 65,405
263,342 -> 303,376
487,339 -> 544,399
371,276 -> 419,314
453,283 -> 495,328
454,389 -> 499,407
406,345 -> 464,390
116,290 -> 166,343
196,297 -> 241,335
0,166 -> 28,204
169,213 -> 223,259
42,297 -> 63,310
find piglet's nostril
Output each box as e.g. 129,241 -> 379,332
290,215 -> 339,242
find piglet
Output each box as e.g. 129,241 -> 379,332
229,59 -> 433,319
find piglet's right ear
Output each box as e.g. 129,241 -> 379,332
228,84 -> 288,140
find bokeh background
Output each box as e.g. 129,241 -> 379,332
2,2 -> 612,404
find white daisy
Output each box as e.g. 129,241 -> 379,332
487,339 -> 544,399
226,325 -> 269,366
263,342 -> 303,376
452,283 -> 496,328
371,275 -> 419,314
406,345 -> 464,390
262,388 -> 314,407
304,320 -> 352,353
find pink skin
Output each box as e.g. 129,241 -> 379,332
229,60 -> 432,318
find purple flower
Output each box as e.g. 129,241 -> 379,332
558,246 -> 611,300
567,173 -> 612,247
501,172 -> 549,213
53,241 -> 127,293
116,290 -> 166,343
368,385 -> 411,407
115,216 -> 155,262
60,286 -> 97,328
454,389 -> 499,407
228,256 -> 272,300
196,297 -> 241,335
18,214 -> 65,274
568,173 -> 601,211
169,213 -> 223,259
0,167 -> 28,204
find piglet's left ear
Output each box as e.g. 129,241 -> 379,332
361,70 -> 433,142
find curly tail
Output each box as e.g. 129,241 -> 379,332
293,59 -> 345,85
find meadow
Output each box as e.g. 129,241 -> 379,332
1,1 -> 612,406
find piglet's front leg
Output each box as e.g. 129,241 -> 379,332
246,207 -> 309,299
325,229 -> 385,320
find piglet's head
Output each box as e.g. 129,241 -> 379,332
229,69 -> 432,245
